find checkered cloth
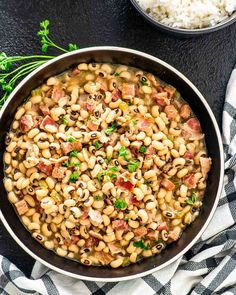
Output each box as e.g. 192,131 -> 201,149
1,68 -> 236,295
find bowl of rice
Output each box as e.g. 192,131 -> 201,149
131,0 -> 236,36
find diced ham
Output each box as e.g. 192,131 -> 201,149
200,157 -> 211,178
116,177 -> 135,192
96,77 -> 108,91
147,230 -> 159,240
145,145 -> 156,157
122,83 -> 135,100
152,92 -> 169,106
94,251 -> 114,265
51,85 -> 65,102
80,207 -> 90,220
137,118 -> 151,131
164,105 -> 178,120
86,102 -> 95,113
157,221 -> 168,231
88,208 -> 103,224
168,230 -> 179,241
180,104 -> 191,119
39,105 -> 50,116
37,161 -> 53,176
164,86 -> 176,98
129,195 -> 140,206
69,67 -> 80,77
20,115 -> 34,133
181,118 -> 203,141
111,88 -> 121,101
133,227 -> 147,237
52,166 -> 67,179
15,200 -> 29,215
107,133 -> 118,146
184,151 -> 193,159
161,178 -> 175,191
40,115 -> 58,130
112,220 -> 128,231
61,142 -> 73,155
108,243 -> 123,254
85,236 -> 99,248
183,174 -> 196,189
73,141 -> 82,151
70,235 -> 79,244
87,121 -> 99,131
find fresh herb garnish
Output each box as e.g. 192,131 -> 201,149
187,191 -> 197,205
111,173 -> 117,180
61,161 -> 80,167
105,122 -> 117,135
69,171 -> 79,183
0,19 -> 78,108
63,118 -> 68,125
69,150 -> 78,157
118,146 -> 129,161
114,73 -> 120,77
71,162 -> 81,167
94,195 -> 102,201
133,240 -> 150,250
109,166 -> 118,172
128,101 -> 134,106
107,155 -> 112,161
132,119 -> 137,125
128,161 -> 140,173
67,137 -> 76,142
125,217 -> 130,221
93,140 -> 100,150
61,161 -> 70,167
114,199 -> 127,210
140,80 -> 148,86
139,146 -> 147,153
170,176 -> 181,188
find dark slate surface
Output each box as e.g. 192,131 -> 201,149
0,0 -> 235,277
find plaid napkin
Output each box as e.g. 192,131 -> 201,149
1,69 -> 236,295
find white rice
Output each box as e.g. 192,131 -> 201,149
137,0 -> 236,29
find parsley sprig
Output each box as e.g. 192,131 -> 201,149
133,240 -> 150,250
187,191 -> 197,205
0,19 -> 78,108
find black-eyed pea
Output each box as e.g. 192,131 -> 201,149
144,136 -> 152,146
64,199 -> 76,207
173,157 -> 185,167
89,230 -> 103,240
95,241 -> 106,251
133,187 -> 144,201
146,202 -> 156,210
70,207 -> 82,219
142,250 -> 152,257
92,200 -> 104,210
28,222 -> 40,231
84,197 -> 94,207
172,218 -> 182,226
103,205 -> 114,215
67,252 -> 75,259
137,209 -> 148,224
177,168 -> 189,178
8,192 -> 18,204
68,244 -> 79,253
161,230 -> 169,241
135,247 -> 143,255
32,213 -> 41,224
63,185 -> 75,198
16,177 -> 25,190
102,214 -> 110,226
162,210 -> 175,219
110,258 -> 123,268
45,215 -> 52,224
65,220 -> 75,229
136,131 -> 146,141
3,152 -> 11,165
152,140 -> 164,151
120,240 -> 129,247
80,225 -> 89,239
41,223 -> 52,237
56,248 -> 68,257
78,63 -> 88,71
152,243 -> 164,254
41,197 -> 55,210
25,208 -> 36,217
32,232 -> 45,243
21,216 -> 31,227
91,164 -> 101,178
15,107 -> 25,120
130,252 -> 138,263
103,232 -> 116,243
44,241 -> 54,250
80,257 -> 92,265
128,220 -> 139,229
124,231 -> 134,241
4,178 -> 13,192
151,105 -> 159,117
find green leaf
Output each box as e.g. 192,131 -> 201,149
93,140 -> 100,150
40,19 -> 50,29
61,161 -> 70,167
105,122 -> 117,135
139,146 -> 147,153
68,43 -> 78,51
69,171 -> 79,183
109,166 -> 118,172
170,176 -> 181,188
132,119 -> 137,125
69,150 -> 78,157
114,199 -> 127,210
133,240 -> 150,250
97,172 -> 106,183
140,80 -> 148,86
128,161 -> 140,173
67,137 -> 76,142
118,146 -> 129,161
41,44 -> 49,52
94,195 -> 102,201
125,217 -> 130,221
187,191 -> 197,205
71,162 -> 81,167
128,101 -> 134,106
111,173 -> 117,180
114,73 -> 120,77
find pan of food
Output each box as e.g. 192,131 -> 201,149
0,47 -> 224,281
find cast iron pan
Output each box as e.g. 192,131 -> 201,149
0,47 -> 224,282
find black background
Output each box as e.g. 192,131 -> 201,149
0,0 -> 235,277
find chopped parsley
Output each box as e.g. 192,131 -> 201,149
69,150 -> 78,157
128,101 -> 134,106
67,137 -> 76,142
170,176 -> 181,188
97,166 -> 118,182
114,199 -> 127,210
94,195 -> 102,201
114,72 -> 120,77
187,191 -> 197,205
111,173 -> 117,180
63,118 -> 68,125
118,146 -> 129,161
93,140 -> 100,150
139,146 -> 147,153
109,166 -> 118,172
61,161 -> 80,167
69,171 -> 79,183
140,80 -> 148,86
107,155 -> 112,161
132,119 -> 137,125
125,217 -> 130,222
128,161 -> 140,173
61,161 -> 70,167
71,162 -> 81,167
105,122 -> 117,135
133,240 -> 150,250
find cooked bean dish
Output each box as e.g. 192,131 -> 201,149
3,63 -> 211,268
